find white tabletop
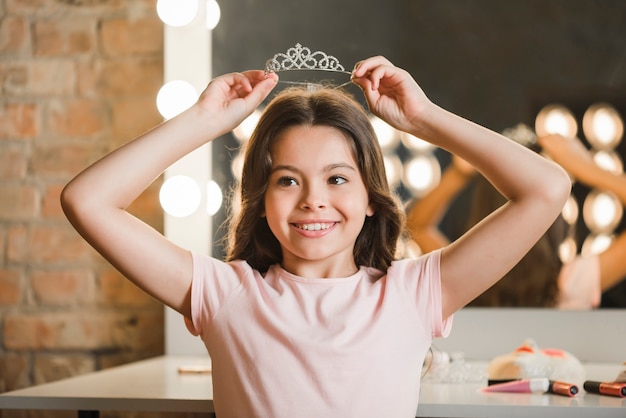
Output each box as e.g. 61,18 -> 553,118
0,355 -> 624,417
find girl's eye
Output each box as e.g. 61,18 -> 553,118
329,175 -> 347,185
277,177 -> 297,187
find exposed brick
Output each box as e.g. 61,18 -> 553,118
41,183 -> 65,219
0,0 -> 165,400
0,268 -> 22,305
100,17 -> 162,57
110,97 -> 162,147
110,309 -> 164,352
33,353 -> 95,385
0,16 -> 30,55
98,268 -> 156,307
3,310 -> 162,351
47,98 -> 109,138
0,225 -> 6,262
30,268 -> 95,305
0,102 -> 39,139
4,312 -> 117,350
77,57 -> 162,97
0,184 -> 39,220
2,59 -> 75,97
98,349 -> 160,371
34,18 -> 96,57
0,142 -> 28,179
6,225 -> 28,263
31,142 -> 103,178
27,225 -> 98,264
128,180 -> 164,230
0,352 -> 29,392
5,0 -> 62,15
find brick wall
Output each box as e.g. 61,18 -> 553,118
0,0 -> 167,415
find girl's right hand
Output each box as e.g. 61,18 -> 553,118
195,70 -> 278,134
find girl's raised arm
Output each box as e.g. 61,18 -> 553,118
352,57 -> 571,318
539,134 -> 626,292
61,71 -> 277,317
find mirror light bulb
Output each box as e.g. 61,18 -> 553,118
206,180 -> 223,215
535,104 -> 577,138
403,154 -> 441,196
383,155 -> 403,188
371,116 -> 399,151
233,109 -> 262,143
583,103 -> 624,150
206,0 -> 221,30
157,0 -> 199,27
159,175 -> 201,217
156,80 -> 198,120
583,190 -> 622,234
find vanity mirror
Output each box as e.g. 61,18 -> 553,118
208,0 -> 626,309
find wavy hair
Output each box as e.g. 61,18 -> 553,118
225,86 -> 403,274
466,175 -> 568,307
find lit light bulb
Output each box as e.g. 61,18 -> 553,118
206,180 -> 223,215
583,103 -> 624,150
159,175 -> 201,217
535,104 -> 578,138
156,80 -> 198,120
383,155 -> 403,188
206,0 -> 221,30
157,0 -> 199,27
233,109 -> 262,143
371,116 -> 399,151
402,154 -> 441,196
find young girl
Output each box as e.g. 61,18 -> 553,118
61,56 -> 570,417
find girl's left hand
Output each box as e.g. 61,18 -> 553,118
351,56 -> 434,134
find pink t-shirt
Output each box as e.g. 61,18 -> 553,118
186,249 -> 452,418
557,254 -> 601,309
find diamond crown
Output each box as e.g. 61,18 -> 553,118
265,43 -> 351,75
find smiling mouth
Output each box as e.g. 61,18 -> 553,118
294,222 -> 334,231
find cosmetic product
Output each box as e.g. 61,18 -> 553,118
583,381 -> 626,398
548,380 -> 579,397
487,379 -> 518,386
483,377 -> 549,393
177,365 -> 212,374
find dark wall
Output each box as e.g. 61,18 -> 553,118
213,0 -> 626,130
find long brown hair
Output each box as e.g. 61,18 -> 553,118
226,86 -> 403,274
466,175 -> 569,307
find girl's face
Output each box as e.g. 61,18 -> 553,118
264,124 -> 374,278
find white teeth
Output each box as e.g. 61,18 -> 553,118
298,223 -> 331,231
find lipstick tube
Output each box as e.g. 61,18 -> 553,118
583,381 -> 626,398
483,377 -> 549,393
548,380 -> 579,397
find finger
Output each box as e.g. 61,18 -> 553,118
241,74 -> 278,105
352,56 -> 393,78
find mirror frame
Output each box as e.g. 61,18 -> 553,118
435,308 -> 625,363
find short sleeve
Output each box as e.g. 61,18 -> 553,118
390,249 -> 453,338
185,253 -> 247,337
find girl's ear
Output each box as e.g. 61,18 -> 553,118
366,204 -> 375,217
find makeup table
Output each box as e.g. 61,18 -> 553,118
0,355 -> 623,418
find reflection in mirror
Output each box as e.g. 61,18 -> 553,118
407,108 -> 626,309
211,0 -> 626,310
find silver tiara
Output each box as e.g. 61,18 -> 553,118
502,123 -> 537,147
265,43 -> 353,88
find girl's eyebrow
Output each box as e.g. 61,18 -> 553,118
270,162 -> 358,174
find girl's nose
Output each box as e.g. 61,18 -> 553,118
300,184 -> 327,210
